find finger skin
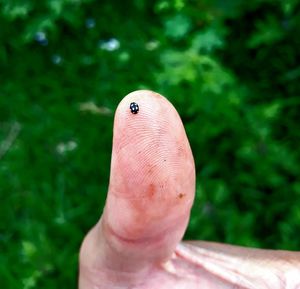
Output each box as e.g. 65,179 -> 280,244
105,90 -> 195,247
174,241 -> 300,289
79,90 -> 195,286
79,90 -> 300,289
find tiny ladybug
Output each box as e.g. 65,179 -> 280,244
130,102 -> 139,114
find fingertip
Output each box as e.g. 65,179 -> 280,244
111,89 -> 195,199
104,89 -> 195,262
113,90 -> 176,150
109,88 -> 195,221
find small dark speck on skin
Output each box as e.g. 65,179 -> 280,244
178,193 -> 185,199
148,183 -> 156,197
163,159 -> 166,162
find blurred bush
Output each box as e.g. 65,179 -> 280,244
1,0 -> 300,287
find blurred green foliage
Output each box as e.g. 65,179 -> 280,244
1,0 -> 300,287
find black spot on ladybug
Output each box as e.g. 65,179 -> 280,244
130,102 -> 139,114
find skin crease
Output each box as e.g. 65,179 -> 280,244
79,90 -> 300,289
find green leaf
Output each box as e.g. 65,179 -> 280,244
192,28 -> 224,53
247,15 -> 284,48
165,14 -> 191,39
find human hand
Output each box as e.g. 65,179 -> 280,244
79,90 -> 300,289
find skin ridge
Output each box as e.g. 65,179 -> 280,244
174,245 -> 253,289
174,243 -> 293,289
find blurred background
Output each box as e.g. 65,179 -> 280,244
1,0 -> 300,287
